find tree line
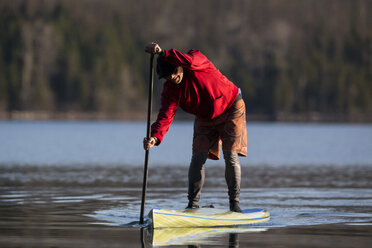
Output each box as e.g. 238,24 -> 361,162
0,0 -> 371,121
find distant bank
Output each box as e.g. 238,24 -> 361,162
1,111 -> 371,123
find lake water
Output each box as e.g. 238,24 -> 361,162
1,121 -> 372,166
0,121 -> 372,247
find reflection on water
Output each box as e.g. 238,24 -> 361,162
145,227 -> 266,247
1,176 -> 372,247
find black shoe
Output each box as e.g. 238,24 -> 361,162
230,201 -> 242,213
186,202 -> 199,209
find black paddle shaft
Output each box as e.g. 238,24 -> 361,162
139,53 -> 155,224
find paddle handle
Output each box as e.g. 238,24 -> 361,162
139,53 -> 155,224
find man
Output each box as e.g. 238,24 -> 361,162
143,42 -> 247,212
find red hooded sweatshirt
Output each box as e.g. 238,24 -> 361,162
151,49 -> 239,144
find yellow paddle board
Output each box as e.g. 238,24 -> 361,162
148,208 -> 270,228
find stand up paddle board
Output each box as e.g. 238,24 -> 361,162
148,208 -> 270,228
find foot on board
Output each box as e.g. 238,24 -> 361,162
186,202 -> 200,209
229,201 -> 242,213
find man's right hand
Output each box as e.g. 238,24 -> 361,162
143,137 -> 157,150
145,42 -> 162,54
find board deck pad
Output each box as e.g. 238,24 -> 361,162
148,208 -> 270,228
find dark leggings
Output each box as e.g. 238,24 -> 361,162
188,151 -> 241,206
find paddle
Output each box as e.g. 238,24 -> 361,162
139,53 -> 155,224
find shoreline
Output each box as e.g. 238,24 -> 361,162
1,110 -> 371,123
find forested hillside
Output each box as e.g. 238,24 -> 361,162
1,0 -> 371,121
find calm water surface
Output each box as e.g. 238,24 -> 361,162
0,121 -> 372,247
1,121 -> 372,166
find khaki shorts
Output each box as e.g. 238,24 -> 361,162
192,99 -> 247,160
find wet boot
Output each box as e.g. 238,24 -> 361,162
229,200 -> 242,213
224,152 -> 242,213
186,202 -> 200,209
187,152 -> 208,209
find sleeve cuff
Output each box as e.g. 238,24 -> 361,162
151,135 -> 162,145
161,49 -> 169,58
153,136 -> 159,145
